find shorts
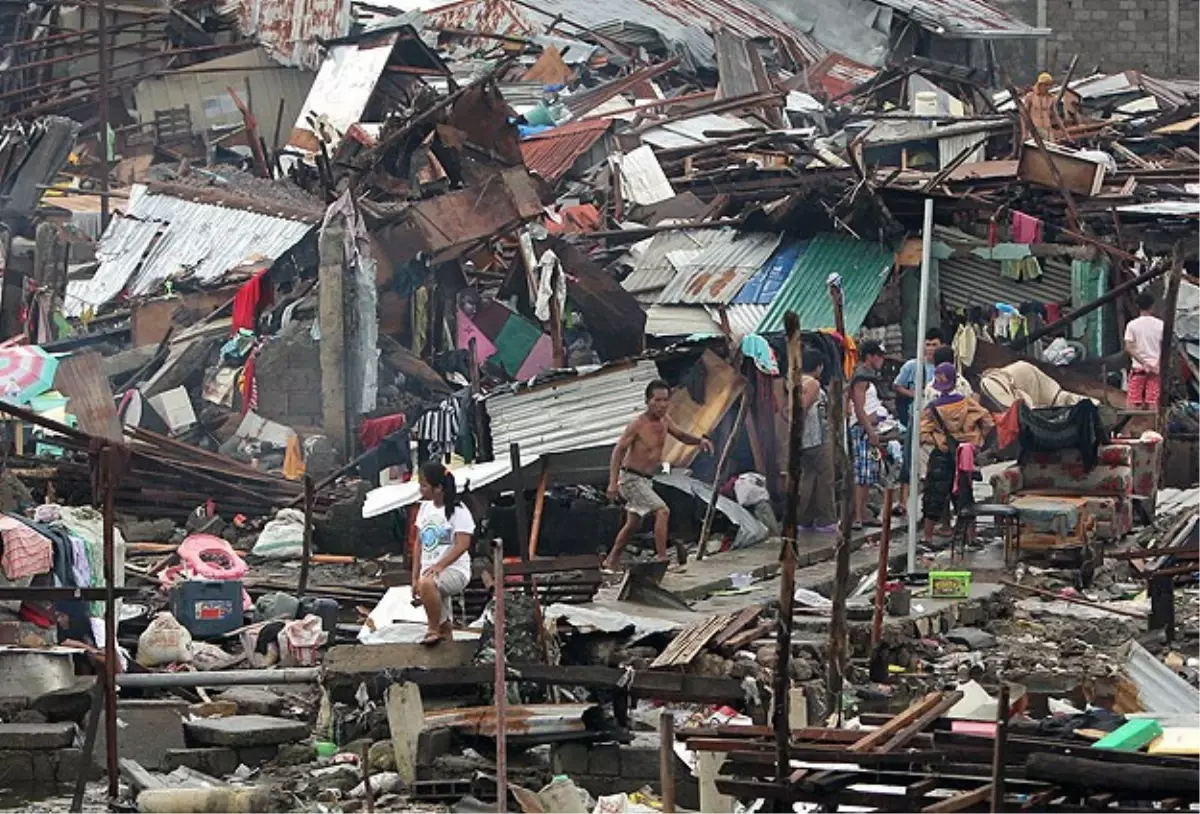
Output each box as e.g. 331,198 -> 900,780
618,469 -> 667,517
431,568 -> 469,623
849,425 -> 880,487
1128,369 -> 1160,408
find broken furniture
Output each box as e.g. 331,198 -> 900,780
990,439 -> 1161,541
949,502 -> 1021,565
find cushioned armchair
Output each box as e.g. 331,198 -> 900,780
990,439 -> 1160,540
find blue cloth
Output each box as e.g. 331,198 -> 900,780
894,358 -> 934,425
740,334 -> 779,375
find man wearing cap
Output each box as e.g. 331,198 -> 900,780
1022,72 -> 1066,142
848,340 -> 888,530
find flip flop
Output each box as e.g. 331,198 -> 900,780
420,631 -> 442,647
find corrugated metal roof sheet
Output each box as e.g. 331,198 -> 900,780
714,303 -> 768,340
426,0 -> 825,71
1122,640 -> 1199,716
645,304 -> 721,337
217,0 -> 352,69
63,185 -> 314,317
934,225 -> 1073,312
520,118 -> 610,181
733,238 -> 808,304
640,113 -> 755,149
621,229 -> 725,297
657,231 -> 782,304
613,145 -> 675,206
869,0 -> 1049,38
756,233 -> 894,335
486,361 -> 661,458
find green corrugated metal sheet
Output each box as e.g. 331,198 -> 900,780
755,233 -> 895,335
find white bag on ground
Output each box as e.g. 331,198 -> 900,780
137,611 -> 193,667
277,614 -> 326,666
251,509 -> 306,559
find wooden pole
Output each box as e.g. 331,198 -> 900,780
1156,247 -> 1184,442
774,312 -> 805,789
991,683 -> 1010,813
826,279 -> 852,720
493,551 -> 508,813
527,458 -> 550,559
508,443 -> 530,567
298,475 -> 314,599
697,388 -> 749,560
658,711 -> 676,813
548,262 -> 565,368
871,486 -> 893,647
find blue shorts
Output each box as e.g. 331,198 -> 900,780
849,425 -> 880,486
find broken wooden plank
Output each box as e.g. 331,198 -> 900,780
651,612 -> 738,668
848,692 -> 943,753
922,783 -> 993,813
877,691 -> 965,753
708,605 -> 762,651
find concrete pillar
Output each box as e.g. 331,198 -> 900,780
697,751 -> 733,813
1036,0 -> 1047,70
318,218 -> 348,458
386,682 -> 423,785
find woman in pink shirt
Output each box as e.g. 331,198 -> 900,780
1124,291 -> 1164,409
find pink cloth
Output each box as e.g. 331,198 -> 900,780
1011,211 -> 1043,244
0,515 -> 53,580
1124,314 -> 1163,372
952,443 -> 976,496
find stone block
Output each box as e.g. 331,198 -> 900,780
185,715 -> 309,748
0,722 -> 75,750
214,687 -> 284,717
235,745 -> 280,767
587,743 -> 621,776
551,742 -> 589,775
1116,19 -> 1138,30
619,743 -> 660,780
162,748 -> 239,777
96,699 -> 188,770
1092,9 -> 1109,18
416,726 -> 452,766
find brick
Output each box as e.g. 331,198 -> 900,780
0,751 -> 34,782
57,747 -> 102,782
1118,0 -> 1138,8
416,727 -> 452,766
1074,10 -> 1092,20
1092,9 -> 1109,18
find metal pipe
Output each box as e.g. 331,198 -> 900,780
907,198 -> 934,572
97,0 -> 110,231
101,447 -> 118,799
117,668 -> 321,688
493,551 -> 508,812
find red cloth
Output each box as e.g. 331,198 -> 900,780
994,403 -> 1020,449
1045,302 -> 1062,323
231,269 -> 274,334
1011,211 -> 1043,244
359,414 -> 407,450
241,346 -> 262,416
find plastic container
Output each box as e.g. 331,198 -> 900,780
170,580 -> 244,638
928,571 -> 972,599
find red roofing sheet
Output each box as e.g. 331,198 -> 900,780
519,118 -> 611,182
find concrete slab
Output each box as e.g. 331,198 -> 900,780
162,748 -> 239,777
184,715 -> 309,748
95,699 -> 189,770
0,722 -> 74,750
214,687 -> 284,717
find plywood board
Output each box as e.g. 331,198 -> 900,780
664,349 -> 745,467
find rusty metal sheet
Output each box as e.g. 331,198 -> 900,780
520,118 -> 610,182
380,166 -> 543,262
422,703 -> 597,737
656,231 -> 782,305
217,0 -> 353,70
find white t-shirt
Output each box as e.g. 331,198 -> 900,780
416,501 -> 475,580
1124,314 -> 1163,371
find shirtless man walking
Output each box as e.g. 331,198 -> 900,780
604,379 -> 713,572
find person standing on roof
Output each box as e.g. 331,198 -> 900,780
1022,72 -> 1067,142
604,380 -> 713,572
1125,290 -> 1164,410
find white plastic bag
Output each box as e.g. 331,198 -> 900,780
251,508 -> 306,559
136,611 -> 193,667
277,614 -> 326,667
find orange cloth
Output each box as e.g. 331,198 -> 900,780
282,434 -> 305,481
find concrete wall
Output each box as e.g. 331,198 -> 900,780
997,0 -> 1198,80
253,323 -> 323,429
